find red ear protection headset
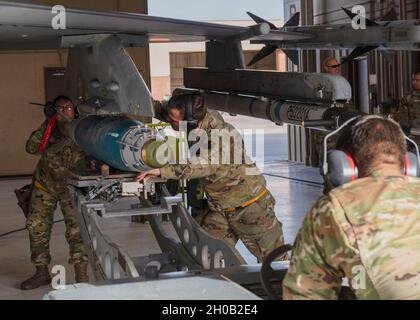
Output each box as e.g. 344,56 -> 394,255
322,116 -> 420,188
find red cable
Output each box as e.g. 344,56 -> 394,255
343,149 -> 357,181
405,153 -> 409,176
38,113 -> 58,153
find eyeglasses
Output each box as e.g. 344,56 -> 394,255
327,65 -> 340,68
56,106 -> 74,112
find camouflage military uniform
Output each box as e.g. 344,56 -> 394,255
26,120 -> 89,266
399,91 -> 420,149
283,170 -> 420,300
160,109 -> 286,261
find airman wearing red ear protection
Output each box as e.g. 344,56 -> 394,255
323,115 -> 420,190
21,96 -> 91,290
283,115 -> 420,300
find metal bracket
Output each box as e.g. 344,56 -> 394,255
64,34 -> 154,117
151,185 -> 246,271
206,40 -> 245,71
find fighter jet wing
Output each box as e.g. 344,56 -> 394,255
0,1 -> 313,50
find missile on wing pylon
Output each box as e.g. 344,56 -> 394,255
173,89 -> 362,131
180,69 -> 362,130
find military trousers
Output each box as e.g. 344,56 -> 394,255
201,191 -> 287,262
25,187 -> 88,266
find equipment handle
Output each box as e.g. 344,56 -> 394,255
38,113 -> 58,153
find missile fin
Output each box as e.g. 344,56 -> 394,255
246,11 -> 278,30
247,45 -> 277,66
284,12 -> 300,27
283,49 -> 299,65
340,45 -> 378,65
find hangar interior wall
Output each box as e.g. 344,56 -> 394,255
0,0 -> 149,176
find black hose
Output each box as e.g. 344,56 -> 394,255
263,173 -> 323,188
0,219 -> 64,239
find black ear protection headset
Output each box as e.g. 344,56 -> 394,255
322,115 -> 420,188
184,93 -> 198,133
73,104 -> 80,119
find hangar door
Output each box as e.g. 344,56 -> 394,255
44,68 -> 67,102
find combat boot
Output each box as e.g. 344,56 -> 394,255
74,262 -> 89,283
20,265 -> 51,290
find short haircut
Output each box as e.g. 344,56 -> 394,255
413,69 -> 420,76
167,92 -> 206,122
336,116 -> 407,175
53,95 -> 73,107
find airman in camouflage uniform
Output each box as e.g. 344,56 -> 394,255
283,116 -> 420,300
398,70 -> 420,149
21,96 -> 90,290
139,93 -> 287,262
